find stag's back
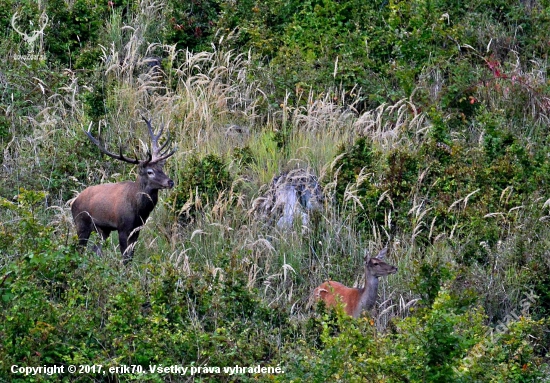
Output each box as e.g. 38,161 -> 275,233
71,181 -> 143,229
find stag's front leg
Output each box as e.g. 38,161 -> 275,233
118,230 -> 140,264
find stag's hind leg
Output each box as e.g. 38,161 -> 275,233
73,210 -> 111,256
73,212 -> 94,252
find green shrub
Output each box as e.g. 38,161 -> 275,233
4,1 -> 41,55
331,137 -> 375,202
163,0 -> 221,52
332,107 -> 550,247
82,83 -> 108,121
0,115 -> 11,152
283,290 -> 548,382
232,146 -> 256,168
45,0 -> 107,65
170,153 -> 232,219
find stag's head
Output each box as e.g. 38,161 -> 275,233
85,116 -> 176,190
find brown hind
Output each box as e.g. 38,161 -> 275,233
312,248 -> 397,318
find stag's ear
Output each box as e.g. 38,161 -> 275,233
375,247 -> 388,260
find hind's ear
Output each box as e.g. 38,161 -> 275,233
375,247 -> 388,259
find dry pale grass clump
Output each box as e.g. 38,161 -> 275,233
353,97 -> 430,152
276,88 -> 360,133
0,71 -> 90,200
170,47 -> 267,149
101,0 -> 165,85
95,1 -> 266,156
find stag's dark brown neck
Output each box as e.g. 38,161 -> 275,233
135,175 -> 159,214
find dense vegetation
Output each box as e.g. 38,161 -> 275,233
1,0 -> 549,381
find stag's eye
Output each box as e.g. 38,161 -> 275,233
147,169 -> 155,177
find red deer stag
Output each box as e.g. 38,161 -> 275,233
312,248 -> 397,318
71,117 -> 176,263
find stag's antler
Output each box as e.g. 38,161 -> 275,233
85,123 -> 142,164
141,116 -> 176,164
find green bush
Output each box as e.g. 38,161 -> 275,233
232,146 -> 256,168
283,289 -> 548,382
163,0 -> 221,52
3,1 -> 550,381
0,115 -> 11,149
170,153 -> 232,219
45,0 -> 107,65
